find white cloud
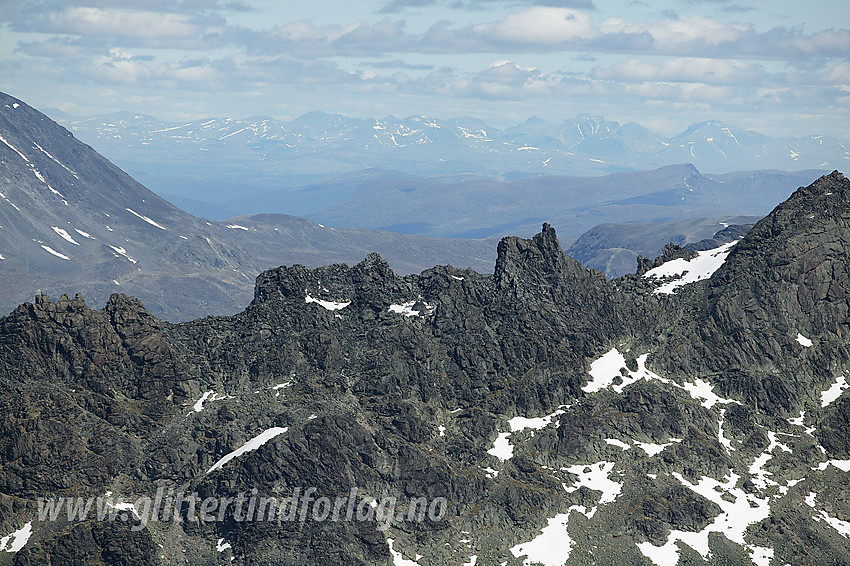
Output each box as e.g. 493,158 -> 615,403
599,15 -> 750,48
593,56 -> 769,85
472,7 -> 598,45
821,62 -> 850,85
269,21 -> 361,44
91,48 -> 154,83
46,7 -> 208,39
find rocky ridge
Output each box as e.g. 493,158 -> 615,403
0,173 -> 849,565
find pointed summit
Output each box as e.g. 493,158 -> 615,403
658,171 -> 850,415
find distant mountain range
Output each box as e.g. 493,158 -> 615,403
0,93 -> 497,321
57,110 -> 847,221
279,165 -> 822,240
0,90 -> 833,322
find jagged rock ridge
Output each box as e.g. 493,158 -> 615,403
0,173 -> 849,565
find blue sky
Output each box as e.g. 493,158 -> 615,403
0,0 -> 848,136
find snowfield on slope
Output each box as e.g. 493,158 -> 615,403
644,240 -> 739,294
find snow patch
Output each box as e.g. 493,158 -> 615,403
510,512 -> 575,566
488,407 -> 568,462
718,408 -> 734,452
644,241 -> 738,294
207,427 -> 289,473
305,295 -> 350,311
634,439 -> 681,456
216,538 -> 232,552
52,227 -> 80,246
796,333 -> 813,347
192,391 -> 231,413
508,408 -> 567,433
0,522 -> 33,553
272,380 -> 293,397
488,433 -> 514,462
562,461 -> 622,514
681,378 -> 741,409
109,245 -> 137,264
125,208 -> 166,230
75,229 -> 95,239
820,375 -> 848,407
813,459 -> 850,472
387,539 -> 420,566
604,438 -> 631,451
584,350 -> 740,411
749,431 -> 792,491
389,300 -> 435,317
788,410 -> 816,435
639,470 -> 771,566
227,224 -> 249,230
41,245 -> 70,260
584,348 -> 627,393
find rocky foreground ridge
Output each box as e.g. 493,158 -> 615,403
0,172 -> 849,565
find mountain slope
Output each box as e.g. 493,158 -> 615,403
656,171 -> 850,415
0,93 -> 497,320
1,172 -> 849,565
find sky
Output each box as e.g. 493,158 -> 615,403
0,0 -> 848,136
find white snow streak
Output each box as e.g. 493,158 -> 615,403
33,142 -> 78,177
41,245 -> 70,260
52,226 -> 80,246
207,427 -> 289,473
0,134 -> 29,162
125,208 -> 166,230
109,245 -> 137,264
805,492 -> 850,537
